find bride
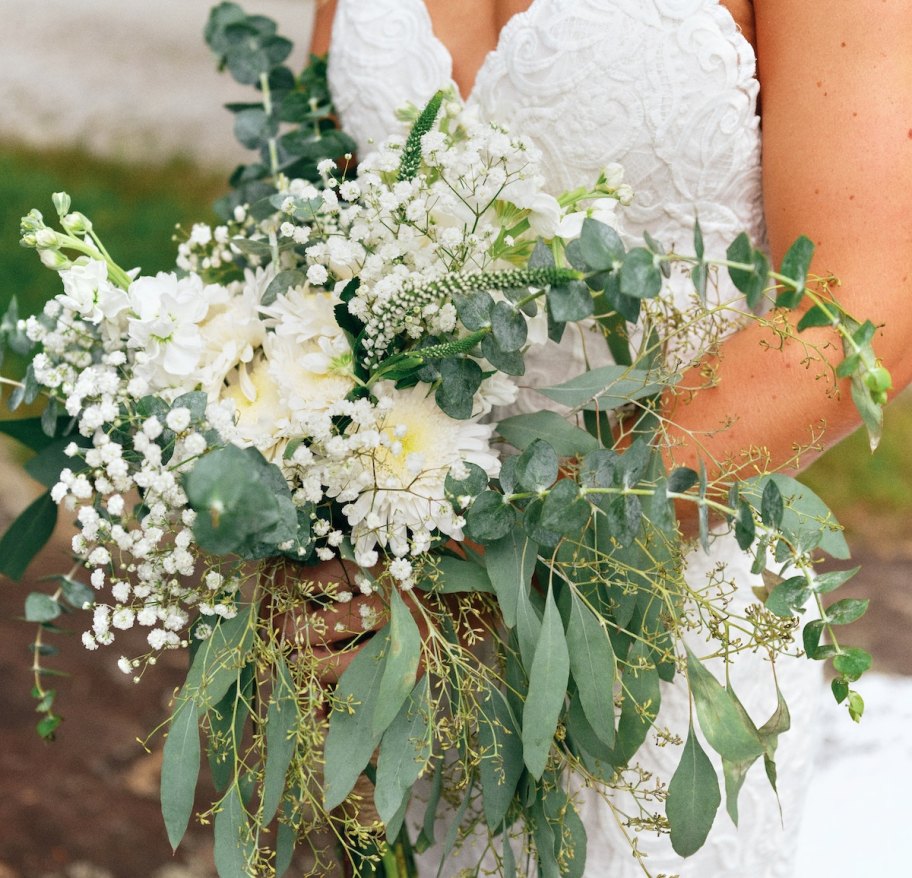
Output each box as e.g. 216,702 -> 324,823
299,1 -> 912,875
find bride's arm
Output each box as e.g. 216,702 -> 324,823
309,0 -> 337,56
663,0 -> 912,481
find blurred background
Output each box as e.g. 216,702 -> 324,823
0,2 -> 909,876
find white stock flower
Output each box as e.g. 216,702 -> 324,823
57,258 -> 129,326
126,272 -> 216,392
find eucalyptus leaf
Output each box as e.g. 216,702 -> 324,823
0,490 -> 58,581
777,235 -> 815,308
580,218 -> 625,270
667,722 -> 721,857
465,491 -> 516,543
444,461 -> 489,500
491,300 -> 528,351
454,291 -> 494,331
742,474 -> 850,559
609,642 -> 661,765
766,576 -> 812,617
24,592 -> 61,623
58,576 -> 94,610
485,533 -> 538,628
261,657 -> 299,824
373,589 -> 421,736
275,804 -> 296,878
435,358 -> 483,420
478,685 -> 524,830
515,439 -> 559,492
547,281 -> 593,322
375,676 -> 431,826
497,411 -> 600,457
686,648 -> 764,763
423,556 -> 493,594
619,247 -> 662,298
797,304 -> 836,332
480,334 -> 526,376
214,785 -> 254,877
323,628 -> 390,810
182,609 -> 256,708
539,479 -> 590,535
813,566 -> 860,594
522,590 -> 570,779
161,697 -> 201,851
832,648 -> 872,680
538,364 -> 665,410
566,590 -> 616,747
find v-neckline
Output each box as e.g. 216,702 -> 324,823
416,0 -> 545,102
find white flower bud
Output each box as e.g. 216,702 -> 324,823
52,192 -> 72,217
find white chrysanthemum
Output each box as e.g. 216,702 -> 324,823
267,333 -> 356,418
335,381 -> 500,557
219,352 -> 291,458
260,284 -> 343,345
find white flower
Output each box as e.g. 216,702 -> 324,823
260,285 -> 344,346
267,334 -> 356,423
57,258 -> 129,326
389,558 -> 413,581
220,352 -> 291,456
196,277 -> 266,394
165,407 -> 191,432
126,272 -> 216,392
333,382 -> 500,557
307,263 -> 329,285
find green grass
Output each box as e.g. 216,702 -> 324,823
802,393 -> 912,525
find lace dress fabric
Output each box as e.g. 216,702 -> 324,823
328,2 -> 823,875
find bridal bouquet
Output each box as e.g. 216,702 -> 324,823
0,5 -> 888,877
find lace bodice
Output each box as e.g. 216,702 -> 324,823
327,4 -> 821,877
328,0 -> 764,404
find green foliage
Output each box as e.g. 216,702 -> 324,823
0,490 -> 57,581
373,589 -> 421,736
537,364 -> 666,411
184,445 -> 300,559
323,628 -> 391,810
667,723 -> 720,857
375,676 -> 432,828
204,6 -> 356,217
261,657 -> 299,824
521,589 -> 570,779
161,697 -> 202,851
398,91 -> 444,182
565,590 -> 616,747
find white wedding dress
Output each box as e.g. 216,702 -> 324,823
327,2 -> 824,875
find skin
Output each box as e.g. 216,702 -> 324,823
301,0 -> 912,676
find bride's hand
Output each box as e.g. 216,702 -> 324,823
270,558 -> 386,685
